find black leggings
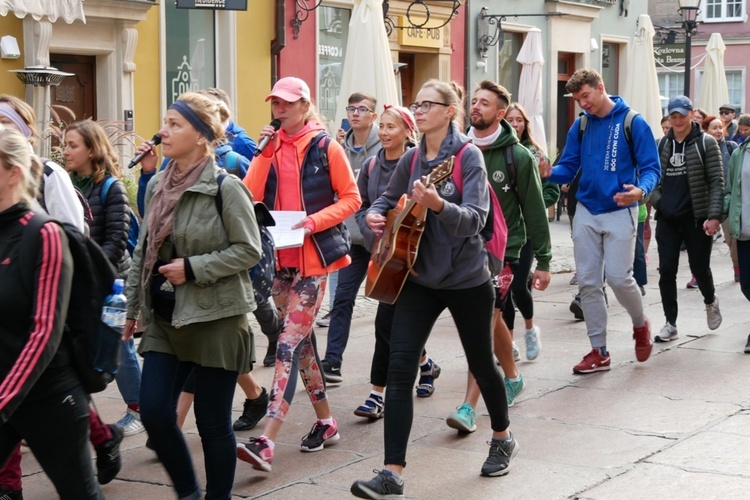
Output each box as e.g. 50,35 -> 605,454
384,279 -> 509,467
0,384 -> 102,499
502,240 -> 535,330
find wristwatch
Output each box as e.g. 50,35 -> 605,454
640,188 -> 647,200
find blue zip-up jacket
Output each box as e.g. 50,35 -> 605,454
550,96 -> 661,215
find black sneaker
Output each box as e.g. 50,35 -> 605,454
351,469 -> 405,499
233,388 -> 268,431
96,424 -> 123,485
263,341 -> 277,367
744,334 -> 750,354
321,359 -> 343,384
569,294 -> 584,320
480,432 -> 519,477
0,488 -> 23,500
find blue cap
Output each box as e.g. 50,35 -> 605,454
668,95 -> 693,116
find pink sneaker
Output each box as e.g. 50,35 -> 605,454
633,318 -> 653,362
237,436 -> 273,472
573,349 -> 611,374
300,419 -> 340,452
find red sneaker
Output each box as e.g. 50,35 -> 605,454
573,349 -> 611,374
633,318 -> 652,362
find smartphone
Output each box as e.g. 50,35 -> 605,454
341,118 -> 351,132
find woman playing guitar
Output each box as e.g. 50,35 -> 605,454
351,80 -> 517,499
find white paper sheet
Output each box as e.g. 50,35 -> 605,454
267,211 -> 307,250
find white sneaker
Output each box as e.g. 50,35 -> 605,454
524,326 -> 542,361
706,296 -> 722,331
511,342 -> 521,362
116,409 -> 145,436
655,322 -> 678,342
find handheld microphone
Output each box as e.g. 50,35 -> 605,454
128,134 -> 162,168
254,119 -> 282,157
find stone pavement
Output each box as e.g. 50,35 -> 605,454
19,218 -> 750,499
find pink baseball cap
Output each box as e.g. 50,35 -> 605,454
265,77 -> 311,103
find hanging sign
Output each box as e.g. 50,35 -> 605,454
176,0 -> 248,10
654,44 -> 685,67
398,16 -> 442,49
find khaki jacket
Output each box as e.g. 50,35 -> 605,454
126,159 -> 262,328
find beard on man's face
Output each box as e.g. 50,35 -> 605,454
470,115 -> 495,131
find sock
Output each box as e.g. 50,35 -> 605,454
493,432 -> 513,443
599,347 -> 609,356
370,390 -> 384,402
260,435 -> 275,451
419,358 -> 431,370
383,468 -> 404,483
507,376 -> 521,383
319,417 -> 334,426
127,403 -> 140,413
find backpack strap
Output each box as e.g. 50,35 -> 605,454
505,144 -> 518,194
623,109 -> 639,155
578,113 -> 588,143
224,151 -> 240,176
449,143 -> 474,193
696,132 -> 707,166
19,213 -> 52,299
367,155 -> 378,176
215,172 -> 227,222
100,176 -> 117,211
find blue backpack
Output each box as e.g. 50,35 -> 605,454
101,176 -> 140,257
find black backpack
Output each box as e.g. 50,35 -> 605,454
37,159 -> 94,234
21,213 -> 118,394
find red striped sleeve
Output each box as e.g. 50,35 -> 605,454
0,222 -> 65,411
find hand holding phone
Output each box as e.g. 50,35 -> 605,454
341,118 -> 351,132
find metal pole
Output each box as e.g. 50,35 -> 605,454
683,28 -> 692,98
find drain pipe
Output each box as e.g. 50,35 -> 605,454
271,0 -> 286,86
463,0 -> 471,121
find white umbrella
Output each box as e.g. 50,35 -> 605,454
698,32 -> 729,116
334,0 -> 399,132
516,28 -> 547,155
623,14 -> 663,138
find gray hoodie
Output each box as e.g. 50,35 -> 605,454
368,123 -> 491,290
343,124 -> 381,246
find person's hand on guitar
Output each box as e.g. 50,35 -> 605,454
366,212 -> 387,237
412,177 -> 444,213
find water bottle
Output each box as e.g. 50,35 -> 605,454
98,279 -> 126,374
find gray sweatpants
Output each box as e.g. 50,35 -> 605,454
573,204 -> 646,348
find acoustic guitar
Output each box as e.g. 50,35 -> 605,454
365,156 -> 455,304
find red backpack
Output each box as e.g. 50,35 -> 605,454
409,144 -> 507,274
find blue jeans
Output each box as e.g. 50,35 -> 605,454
633,221 -> 647,287
324,244 -> 370,365
115,338 -> 141,405
327,270 -> 339,309
140,351 -> 238,500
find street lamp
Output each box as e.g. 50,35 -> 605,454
678,0 -> 700,99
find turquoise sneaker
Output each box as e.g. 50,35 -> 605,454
505,374 -> 525,407
446,402 -> 477,433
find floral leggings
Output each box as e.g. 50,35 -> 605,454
266,268 -> 328,422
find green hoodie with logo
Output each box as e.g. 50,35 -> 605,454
478,120 -> 552,271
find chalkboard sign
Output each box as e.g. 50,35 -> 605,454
176,0 -> 248,11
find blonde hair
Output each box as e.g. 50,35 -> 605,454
174,92 -> 227,150
0,94 -> 38,145
421,79 -> 464,126
381,106 -> 419,146
197,88 -> 231,124
65,120 -> 123,185
0,125 -> 42,205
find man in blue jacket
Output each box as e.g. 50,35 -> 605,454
545,68 -> 661,374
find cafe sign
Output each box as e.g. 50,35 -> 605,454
176,0 -> 248,10
398,16 -> 442,48
654,44 -> 685,67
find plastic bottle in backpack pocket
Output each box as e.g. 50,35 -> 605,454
99,278 -> 126,374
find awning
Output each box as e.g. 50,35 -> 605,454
0,0 -> 86,24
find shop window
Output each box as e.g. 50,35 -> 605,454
165,2 -> 216,107
601,43 -> 620,95
658,72 -> 684,115
701,0 -> 744,22
497,32 -> 522,104
318,6 -> 351,131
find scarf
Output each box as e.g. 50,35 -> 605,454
467,124 -> 503,148
140,156 -> 210,300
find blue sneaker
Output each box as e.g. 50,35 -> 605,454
446,402 -> 477,433
505,374 -> 525,407
354,393 -> 384,420
415,359 -> 441,397
524,326 -> 542,360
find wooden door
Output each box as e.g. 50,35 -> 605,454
50,54 -> 97,124
399,53 -> 415,107
556,53 -> 576,155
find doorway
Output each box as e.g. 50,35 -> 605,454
398,53 -> 415,108
50,54 -> 97,123
556,52 -> 576,155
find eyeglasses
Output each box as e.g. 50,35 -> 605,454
346,106 -> 373,115
408,101 -> 449,114
719,110 -> 734,115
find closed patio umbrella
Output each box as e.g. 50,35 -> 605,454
698,32 -> 729,116
516,28 -> 547,154
334,0 -> 399,131
623,14 -> 663,138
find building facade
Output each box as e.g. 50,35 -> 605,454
650,0 -> 749,115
